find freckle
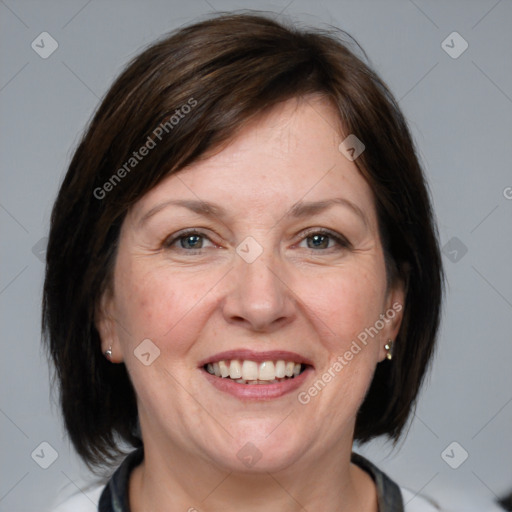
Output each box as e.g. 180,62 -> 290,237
138,298 -> 151,314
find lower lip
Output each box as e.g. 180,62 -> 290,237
202,367 -> 313,400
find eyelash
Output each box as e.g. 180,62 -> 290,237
162,228 -> 350,253
299,228 -> 350,251
162,228 -> 216,253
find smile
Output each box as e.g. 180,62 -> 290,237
200,350 -> 314,399
204,359 -> 306,384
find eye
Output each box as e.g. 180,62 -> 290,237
305,233 -> 332,249
179,233 -> 205,250
163,230 -> 215,251
298,229 -> 349,250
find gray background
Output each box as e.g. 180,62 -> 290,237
1,0 -> 511,510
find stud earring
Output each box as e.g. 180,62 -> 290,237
384,340 -> 394,361
104,346 -> 112,360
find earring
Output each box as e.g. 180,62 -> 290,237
104,346 -> 112,360
384,340 -> 394,361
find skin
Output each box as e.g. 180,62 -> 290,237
97,95 -> 404,512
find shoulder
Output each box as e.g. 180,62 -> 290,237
401,486 -> 508,512
401,487 -> 440,511
52,448 -> 144,512
51,484 -> 103,512
352,452 -> 437,511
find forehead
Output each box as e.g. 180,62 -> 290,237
130,96 -> 377,226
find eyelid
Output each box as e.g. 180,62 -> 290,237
297,227 -> 351,248
162,228 -> 218,249
161,227 -> 350,251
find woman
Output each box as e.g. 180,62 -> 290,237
44,12 -> 444,511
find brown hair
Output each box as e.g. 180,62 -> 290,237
42,12 -> 444,467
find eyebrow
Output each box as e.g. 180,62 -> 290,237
289,198 -> 368,227
137,197 -> 368,228
137,199 -> 225,228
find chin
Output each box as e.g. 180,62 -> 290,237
218,421 -> 309,473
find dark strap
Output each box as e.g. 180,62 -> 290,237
351,452 -> 404,512
98,448 -> 143,512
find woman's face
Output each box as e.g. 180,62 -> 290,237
98,96 -> 404,472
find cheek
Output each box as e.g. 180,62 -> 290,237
300,265 -> 387,348
113,259 -> 213,355
298,269 -> 387,419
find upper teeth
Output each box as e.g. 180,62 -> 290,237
205,360 -> 302,381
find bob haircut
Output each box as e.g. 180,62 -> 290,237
43,12 -> 444,467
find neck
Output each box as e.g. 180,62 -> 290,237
129,437 -> 378,512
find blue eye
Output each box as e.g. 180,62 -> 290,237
179,234 -> 204,249
163,230 -> 214,251
307,233 -> 331,249
300,230 -> 349,250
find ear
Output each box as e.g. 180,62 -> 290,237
95,287 -> 123,363
378,279 -> 406,362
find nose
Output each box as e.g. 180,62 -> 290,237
221,250 -> 296,333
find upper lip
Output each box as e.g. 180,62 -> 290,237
198,349 -> 314,368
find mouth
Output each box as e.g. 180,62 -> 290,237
199,350 -> 314,400
203,359 -> 309,385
